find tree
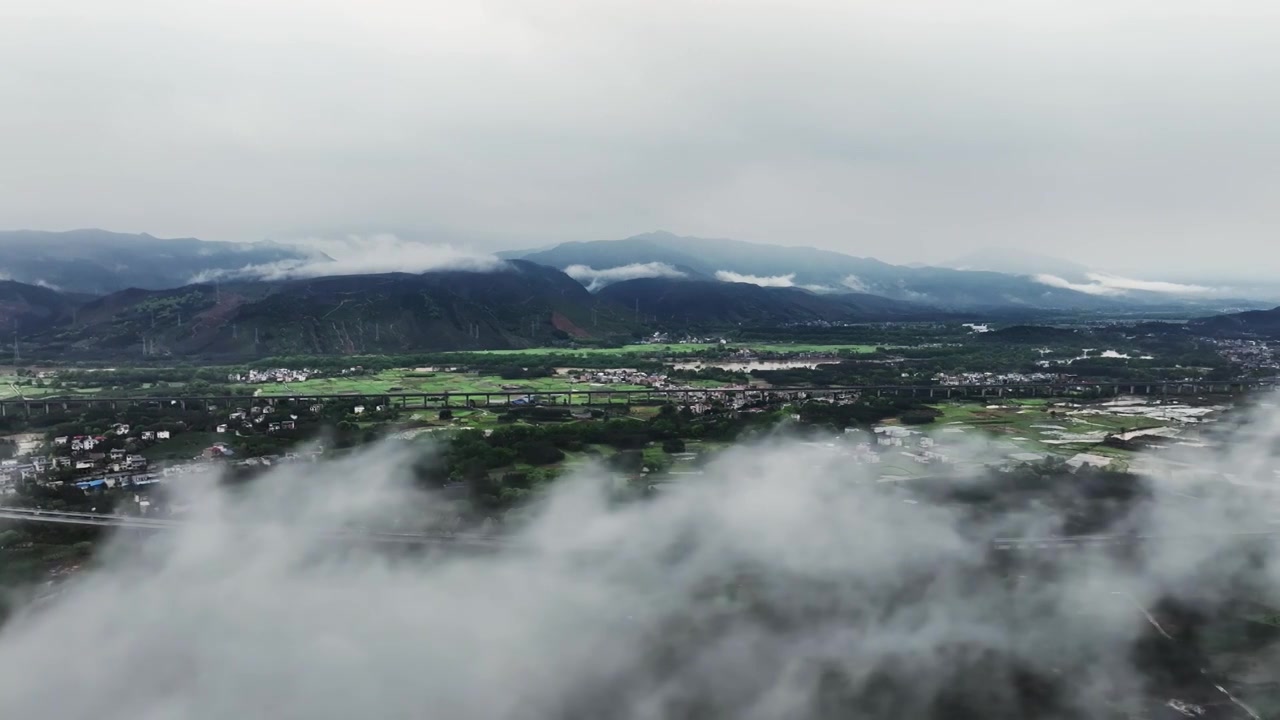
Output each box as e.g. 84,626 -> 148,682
900,408 -> 940,425
0,529 -> 30,549
502,472 -> 533,490
515,441 -> 565,466
611,450 -> 644,473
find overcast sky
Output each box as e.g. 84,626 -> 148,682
2,0 -> 1278,277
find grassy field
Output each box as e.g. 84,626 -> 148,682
253,369 -> 649,399
461,343 -> 880,357
141,431 -> 222,461
0,377 -> 104,400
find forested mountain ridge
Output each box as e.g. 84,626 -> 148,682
22,261 -> 637,358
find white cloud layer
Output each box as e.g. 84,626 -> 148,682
192,235 -> 505,281
800,284 -> 837,294
715,270 -> 797,287
1035,272 -> 1214,297
564,262 -> 687,291
841,275 -> 870,293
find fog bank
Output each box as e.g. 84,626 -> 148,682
2,408 -> 1280,718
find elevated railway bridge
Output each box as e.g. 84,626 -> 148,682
0,378 -> 1274,417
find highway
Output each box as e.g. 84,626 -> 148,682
6,506 -> 1279,553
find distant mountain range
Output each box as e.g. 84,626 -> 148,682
941,247 -> 1094,280
3,227 -> 1275,358
0,229 -> 315,294
0,280 -> 80,335
502,231 -> 1253,312
12,260 -> 964,359
1189,306 -> 1280,339
5,228 -> 1266,312
22,261 -> 638,359
596,278 -> 940,325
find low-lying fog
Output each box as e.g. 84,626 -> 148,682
3,405 -> 1280,719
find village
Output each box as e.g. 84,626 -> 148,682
932,370 -> 1066,386
225,366 -> 369,385
0,354 -> 1252,516
1212,338 -> 1280,373
0,402 -> 330,500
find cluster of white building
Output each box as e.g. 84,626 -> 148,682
933,371 -> 1063,386
1214,339 -> 1279,372
54,423 -> 171,451
636,333 -> 726,345
215,404 -> 300,435
2,427 -> 164,493
227,368 -> 320,384
571,369 -> 677,388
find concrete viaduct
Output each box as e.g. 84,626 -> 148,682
0,379 -> 1275,417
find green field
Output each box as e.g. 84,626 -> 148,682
0,374 -> 112,400
141,432 -> 222,461
0,387 -> 103,400
460,343 -> 880,357
253,369 -> 648,399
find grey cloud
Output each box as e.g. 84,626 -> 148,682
2,1 -> 1279,277
1035,272 -> 1216,297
